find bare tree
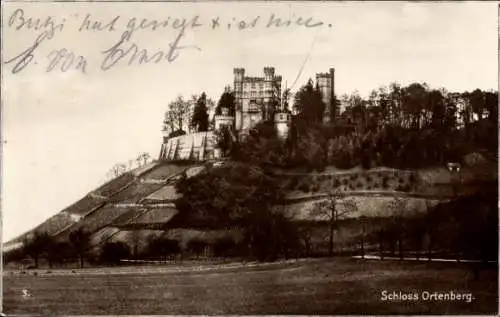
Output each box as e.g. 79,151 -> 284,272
107,163 -> 127,180
23,231 -> 54,268
387,196 -> 407,260
311,190 -> 358,256
358,215 -> 368,259
136,152 -> 151,167
135,155 -> 143,168
127,159 -> 135,171
131,230 -> 141,259
69,228 -> 90,269
164,96 -> 192,135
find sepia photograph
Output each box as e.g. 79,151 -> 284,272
1,1 -> 498,315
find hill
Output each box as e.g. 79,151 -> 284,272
4,154 -> 497,260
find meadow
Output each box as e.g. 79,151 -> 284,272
3,258 -> 497,315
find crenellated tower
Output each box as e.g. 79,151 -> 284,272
316,68 -> 336,123
233,68 -> 245,130
263,66 -> 275,81
160,66 -> 293,162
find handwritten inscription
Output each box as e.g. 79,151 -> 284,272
47,49 -> 87,73
4,8 -> 330,74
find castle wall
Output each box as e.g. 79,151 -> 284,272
214,115 -> 234,130
160,131 -> 217,161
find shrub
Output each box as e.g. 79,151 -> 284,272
365,175 -> 372,184
297,182 -> 310,192
144,237 -> 180,258
287,176 -> 299,190
213,237 -> 238,257
382,176 -> 389,189
401,184 -> 412,192
361,152 -> 371,169
168,129 -> 186,138
409,173 -> 417,184
187,239 -> 209,257
333,178 -> 340,188
99,242 -> 131,265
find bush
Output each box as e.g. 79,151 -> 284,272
187,239 -> 208,257
409,173 -> 417,184
287,176 -> 299,190
213,237 -> 238,257
401,184 -> 412,192
297,182 -> 310,192
382,176 -> 389,189
99,242 -> 131,265
143,237 -> 180,259
333,178 -> 340,188
168,129 -> 186,138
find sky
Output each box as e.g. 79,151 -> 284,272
2,2 -> 498,242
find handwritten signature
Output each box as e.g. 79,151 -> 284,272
4,9 -> 328,75
101,28 -> 201,71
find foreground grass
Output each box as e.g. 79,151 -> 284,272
3,258 -> 497,315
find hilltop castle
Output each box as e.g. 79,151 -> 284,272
316,68 -> 337,122
159,67 -> 335,161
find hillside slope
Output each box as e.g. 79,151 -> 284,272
5,156 -> 496,254
3,161 -> 198,251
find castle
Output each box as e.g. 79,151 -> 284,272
316,68 -> 337,122
159,67 -> 335,161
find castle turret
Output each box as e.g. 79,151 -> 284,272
214,106 -> 235,131
233,68 -> 245,130
274,111 -> 291,140
316,67 -> 336,123
264,66 -> 275,81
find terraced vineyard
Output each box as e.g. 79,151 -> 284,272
58,205 -> 135,238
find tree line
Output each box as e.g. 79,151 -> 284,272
105,152 -> 151,181
163,93 -> 216,138
216,80 -> 497,171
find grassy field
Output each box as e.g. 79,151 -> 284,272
2,258 -> 497,315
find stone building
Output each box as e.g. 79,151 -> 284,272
316,68 -> 337,123
159,66 -> 339,161
233,67 -> 282,133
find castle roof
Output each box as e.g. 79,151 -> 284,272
243,76 -> 265,82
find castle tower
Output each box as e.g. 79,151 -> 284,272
233,68 -> 245,130
264,66 -> 275,81
214,106 -> 235,131
274,87 -> 291,140
316,68 -> 336,123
